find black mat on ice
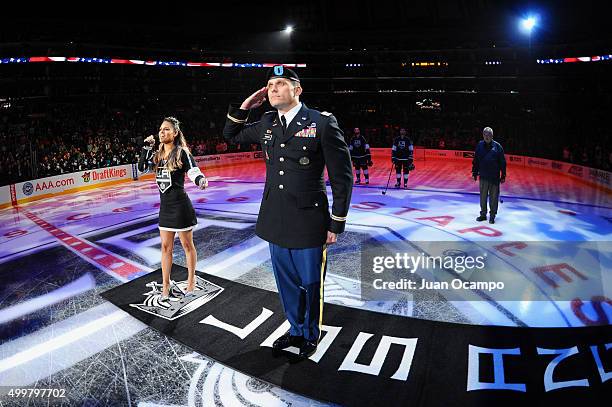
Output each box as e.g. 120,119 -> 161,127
101,264 -> 611,406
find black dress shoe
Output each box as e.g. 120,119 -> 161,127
476,215 -> 487,222
299,340 -> 318,358
272,331 -> 303,350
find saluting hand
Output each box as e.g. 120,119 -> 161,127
240,87 -> 268,110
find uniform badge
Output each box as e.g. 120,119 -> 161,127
294,127 -> 317,138
299,157 -> 310,165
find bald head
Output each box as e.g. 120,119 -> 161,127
482,127 -> 494,143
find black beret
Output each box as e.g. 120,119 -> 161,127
266,65 -> 300,83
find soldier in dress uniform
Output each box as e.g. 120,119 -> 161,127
391,128 -> 415,188
349,127 -> 373,184
223,66 -> 353,358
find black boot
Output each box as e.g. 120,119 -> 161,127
299,340 -> 318,358
394,181 -> 401,188
273,331 -> 304,351
476,215 -> 487,222
489,216 -> 496,224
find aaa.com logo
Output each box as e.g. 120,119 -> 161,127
22,182 -> 34,196
24,178 -> 75,195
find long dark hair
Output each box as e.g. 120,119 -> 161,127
153,117 -> 189,172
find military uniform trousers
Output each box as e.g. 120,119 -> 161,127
269,243 -> 328,342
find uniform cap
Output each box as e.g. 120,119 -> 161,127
267,65 -> 300,83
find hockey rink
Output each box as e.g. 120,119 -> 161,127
0,153 -> 610,405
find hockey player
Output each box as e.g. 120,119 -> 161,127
349,127 -> 373,184
391,128 -> 414,188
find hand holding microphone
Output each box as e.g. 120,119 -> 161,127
198,176 -> 209,190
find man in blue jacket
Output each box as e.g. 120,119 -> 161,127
472,127 -> 506,224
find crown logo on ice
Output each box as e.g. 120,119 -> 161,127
130,276 -> 224,321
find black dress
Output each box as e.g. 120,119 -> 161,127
138,146 -> 205,231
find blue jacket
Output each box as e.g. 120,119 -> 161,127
472,140 -> 506,183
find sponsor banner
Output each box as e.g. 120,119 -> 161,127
423,149 -> 473,160
555,162 -> 611,189
424,149 -> 455,159
192,151 -> 260,169
586,167 -> 611,188
506,155 -> 525,166
14,164 -> 133,201
565,163 -> 585,178
551,161 -> 563,170
525,157 -> 553,170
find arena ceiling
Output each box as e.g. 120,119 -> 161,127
1,0 -> 610,54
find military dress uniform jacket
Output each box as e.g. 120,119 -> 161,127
223,103 -> 353,249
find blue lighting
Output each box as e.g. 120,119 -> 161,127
520,15 -> 538,33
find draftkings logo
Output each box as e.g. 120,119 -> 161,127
82,172 -> 91,182
130,276 -> 224,320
